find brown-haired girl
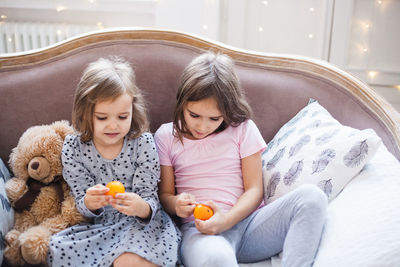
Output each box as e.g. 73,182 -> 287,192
48,57 -> 181,267
155,52 -> 327,266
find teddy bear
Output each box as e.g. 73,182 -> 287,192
3,120 -> 86,266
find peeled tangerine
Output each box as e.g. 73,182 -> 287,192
105,181 -> 125,198
193,204 -> 214,220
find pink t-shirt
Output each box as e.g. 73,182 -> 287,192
154,120 -> 267,222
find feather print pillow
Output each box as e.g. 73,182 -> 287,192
262,100 -> 382,204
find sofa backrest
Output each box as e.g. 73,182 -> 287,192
1,28 -> 400,164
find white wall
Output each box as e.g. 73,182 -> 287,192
1,0 -> 399,111
155,0 -> 220,40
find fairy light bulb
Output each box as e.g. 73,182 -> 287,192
368,71 -> 378,80
56,6 -> 66,12
364,23 -> 370,29
202,25 -> 208,30
258,27 -> 263,32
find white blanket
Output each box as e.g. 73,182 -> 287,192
239,144 -> 400,267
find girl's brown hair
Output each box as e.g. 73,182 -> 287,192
72,57 -> 149,142
173,52 -> 252,140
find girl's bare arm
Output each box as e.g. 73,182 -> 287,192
195,151 -> 263,234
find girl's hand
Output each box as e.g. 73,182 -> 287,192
195,201 -> 228,235
175,192 -> 196,218
84,184 -> 112,211
110,192 -> 151,219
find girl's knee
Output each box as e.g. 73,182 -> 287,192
295,184 -> 328,212
195,249 -> 237,267
182,240 -> 237,267
113,253 -> 156,267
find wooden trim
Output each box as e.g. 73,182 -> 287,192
1,27 -> 399,152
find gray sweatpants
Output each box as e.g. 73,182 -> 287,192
180,184 -> 328,267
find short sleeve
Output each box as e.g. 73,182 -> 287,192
239,120 -> 267,159
154,123 -> 173,166
62,135 -> 104,218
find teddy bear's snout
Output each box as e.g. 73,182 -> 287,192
28,156 -> 51,181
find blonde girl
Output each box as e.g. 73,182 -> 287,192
48,57 -> 181,267
154,52 -> 327,267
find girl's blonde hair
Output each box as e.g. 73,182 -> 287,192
72,57 -> 149,142
173,52 -> 252,140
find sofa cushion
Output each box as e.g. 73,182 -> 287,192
0,159 -> 14,265
262,100 -> 381,204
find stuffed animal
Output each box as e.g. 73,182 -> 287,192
3,120 -> 86,266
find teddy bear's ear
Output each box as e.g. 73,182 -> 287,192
8,146 -> 18,173
8,145 -> 29,180
51,120 -> 74,140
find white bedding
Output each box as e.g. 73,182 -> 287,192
313,144 -> 400,266
239,144 -> 400,267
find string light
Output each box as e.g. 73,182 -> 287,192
258,27 -> 263,32
378,0 -> 383,4
202,25 -> 208,30
56,6 -> 66,12
363,48 -> 368,52
1,15 -> 7,19
309,7 -> 315,12
262,1 -> 268,5
57,29 -> 62,35
88,0 -> 96,3
368,71 -> 378,80
308,34 -> 313,38
7,37 -> 12,42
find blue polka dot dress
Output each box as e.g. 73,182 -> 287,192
48,133 -> 181,267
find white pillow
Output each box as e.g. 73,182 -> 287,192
314,144 -> 400,266
262,100 -> 381,204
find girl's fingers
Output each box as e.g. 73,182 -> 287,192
92,195 -> 110,202
184,204 -> 196,213
176,204 -> 195,218
111,201 -> 135,216
110,202 -> 124,213
110,198 -> 130,206
179,193 -> 196,203
205,200 -> 219,213
177,197 -> 195,206
194,219 -> 208,233
87,186 -> 109,195
114,193 -> 129,199
85,196 -> 109,210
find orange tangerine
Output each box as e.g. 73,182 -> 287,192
105,181 -> 125,198
193,204 -> 214,220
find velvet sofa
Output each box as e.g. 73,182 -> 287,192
1,28 -> 400,266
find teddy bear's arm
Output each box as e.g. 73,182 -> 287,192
6,177 -> 28,204
62,195 -> 87,225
